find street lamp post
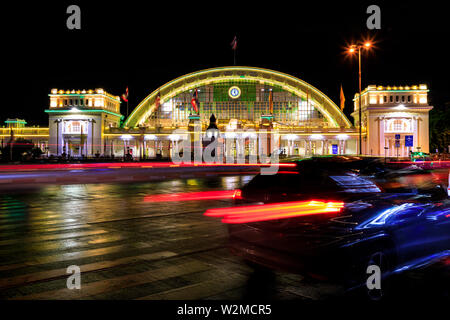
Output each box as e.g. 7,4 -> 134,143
348,42 -> 372,155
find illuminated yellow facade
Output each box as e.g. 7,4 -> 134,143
46,89 -> 122,156
0,67 -> 434,159
0,119 -> 49,151
352,84 -> 432,156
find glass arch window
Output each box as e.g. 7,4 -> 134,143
146,81 -> 327,127
386,118 -> 411,133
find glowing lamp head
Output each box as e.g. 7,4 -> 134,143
349,47 -> 355,53
364,42 -> 372,48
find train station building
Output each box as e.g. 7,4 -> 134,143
0,66 -> 433,159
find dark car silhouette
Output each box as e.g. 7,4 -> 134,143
226,157 -> 450,299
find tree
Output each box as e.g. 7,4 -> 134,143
429,102 -> 450,153
1,138 -> 35,162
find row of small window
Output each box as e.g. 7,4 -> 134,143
60,99 -> 93,107
54,99 -> 117,109
383,95 -> 412,103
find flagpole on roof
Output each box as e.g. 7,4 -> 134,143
231,36 -> 237,66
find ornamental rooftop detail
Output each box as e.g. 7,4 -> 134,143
48,88 -> 122,115
353,84 -> 430,110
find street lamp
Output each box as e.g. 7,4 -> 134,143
347,41 -> 372,155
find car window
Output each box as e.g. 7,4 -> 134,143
246,172 -> 340,194
387,206 -> 426,224
329,175 -> 381,193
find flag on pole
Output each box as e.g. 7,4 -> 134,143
340,85 -> 345,111
191,88 -> 199,113
230,36 -> 237,50
155,92 -> 161,110
122,87 -> 129,102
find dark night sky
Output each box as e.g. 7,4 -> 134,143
2,1 -> 450,126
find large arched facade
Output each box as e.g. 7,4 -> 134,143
102,66 -> 360,158
125,66 -> 352,128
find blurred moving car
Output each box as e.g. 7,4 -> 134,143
222,156 -> 450,298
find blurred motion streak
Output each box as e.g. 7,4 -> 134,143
144,190 -> 239,202
204,200 -> 344,224
0,162 -> 296,171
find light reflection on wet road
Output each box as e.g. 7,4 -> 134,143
0,172 -> 448,300
4,175 -> 253,225
1,175 -> 291,300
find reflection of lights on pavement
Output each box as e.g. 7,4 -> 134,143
144,190 -> 241,202
186,179 -> 199,186
204,200 -> 344,224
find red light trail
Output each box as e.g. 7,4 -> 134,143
0,162 -> 296,172
390,161 -> 450,164
204,200 -> 345,224
144,190 -> 240,202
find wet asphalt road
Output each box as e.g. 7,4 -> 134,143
0,173 -> 448,300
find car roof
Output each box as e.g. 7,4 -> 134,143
293,156 -> 383,172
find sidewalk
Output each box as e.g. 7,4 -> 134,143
0,163 -> 291,187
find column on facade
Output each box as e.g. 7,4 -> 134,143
143,140 -> 147,159
384,138 -> 388,157
223,136 -> 227,160
58,120 -> 64,155
110,138 -> 114,157
389,138 -> 393,157
90,120 -> 94,156
159,140 -> 163,156
379,117 -> 385,156
78,130 -> 82,157
412,116 -> 419,152
85,131 -> 88,157
401,139 -> 405,157
384,138 -> 387,157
